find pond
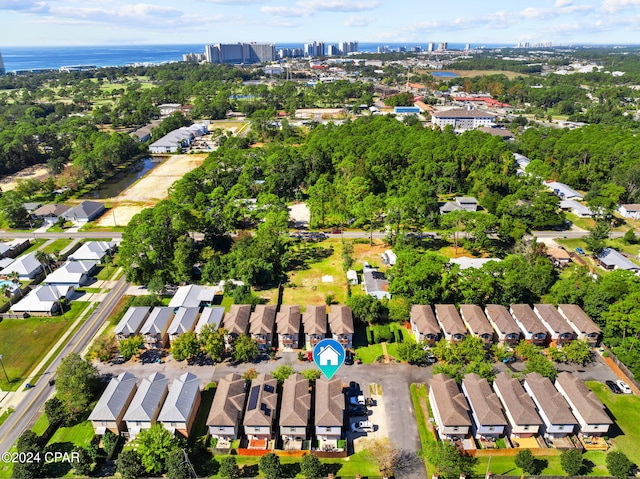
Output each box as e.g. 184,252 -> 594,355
81,157 -> 164,199
431,71 -> 460,77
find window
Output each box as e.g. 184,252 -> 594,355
101,421 -> 107,426
488,426 -> 495,431
453,427 -> 459,431
523,425 -> 529,430
559,425 -> 564,430
219,427 -> 225,431
255,427 -> 260,432
290,427 -> 296,432
325,427 -> 332,432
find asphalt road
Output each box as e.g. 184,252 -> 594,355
0,277 -> 130,454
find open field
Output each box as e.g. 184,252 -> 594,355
0,165 -> 51,191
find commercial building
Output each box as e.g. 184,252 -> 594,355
431,109 -> 496,130
205,43 -> 276,64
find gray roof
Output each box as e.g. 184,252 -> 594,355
524,372 -> 577,425
123,372 -> 168,422
462,373 -> 507,427
158,372 -> 200,423
168,284 -> 217,308
0,252 -> 42,277
435,304 -> 467,337
276,305 -> 301,335
459,305 -> 494,336
439,201 -> 463,214
410,305 -> 441,337
206,373 -> 246,427
555,372 -> 612,425
12,285 -> 71,313
33,204 -> 71,217
249,305 -> 277,335
557,304 -> 601,336
115,307 -> 151,336
243,373 -> 278,427
168,307 -> 199,336
141,307 -> 174,335
432,108 -> 496,119
88,372 -> 137,422
315,377 -> 344,427
450,257 -> 501,270
223,304 -> 251,335
430,373 -> 472,428
493,372 -> 542,427
545,181 -> 583,200
533,304 -> 574,336
195,306 -> 225,334
363,270 -> 389,295
62,201 -> 105,221
68,241 -> 115,261
279,373 -> 310,428
328,305 -> 354,335
510,304 -> 546,335
485,304 -> 521,337
44,260 -> 95,285
302,305 -> 327,335
597,248 -> 640,271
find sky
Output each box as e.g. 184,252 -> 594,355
0,0 -> 640,47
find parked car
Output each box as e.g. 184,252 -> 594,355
349,394 -> 365,406
616,380 -> 633,394
345,350 -> 354,365
348,405 -> 368,416
606,380 -> 622,394
576,247 -> 585,255
348,381 -> 360,396
351,421 -> 374,433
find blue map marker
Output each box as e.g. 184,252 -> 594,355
313,338 -> 346,380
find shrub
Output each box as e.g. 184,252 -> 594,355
372,325 -> 392,343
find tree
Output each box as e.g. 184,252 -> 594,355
259,452 -> 282,479
396,341 -> 429,364
199,324 -> 227,362
515,449 -> 538,475
271,365 -> 295,382
363,438 -> 400,477
219,456 -> 240,479
55,353 -> 99,418
425,441 -> 477,479
300,453 -> 324,479
44,396 -> 68,427
242,367 -> 259,382
560,449 -> 584,476
300,369 -> 321,381
117,449 -> 145,479
584,220 -> 611,255
232,334 -> 260,363
606,451 -> 633,479
13,431 -> 44,479
171,331 -> 201,362
136,423 -> 180,474
563,339 -> 593,366
622,228 -> 637,245
71,446 -> 94,476
166,449 -> 190,479
523,354 -> 558,381
119,335 -> 144,361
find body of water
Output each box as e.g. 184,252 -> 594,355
0,43 -> 505,72
81,157 -> 162,199
431,71 -> 460,77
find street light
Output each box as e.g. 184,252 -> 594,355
0,354 -> 9,384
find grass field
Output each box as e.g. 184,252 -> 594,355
22,238 -> 47,255
0,317 -> 72,391
47,420 -> 95,447
41,238 -> 73,255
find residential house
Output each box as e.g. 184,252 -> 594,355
454,197 -> 479,212
279,374 -> 311,445
597,248 -> 640,272
461,373 -> 508,439
510,304 -> 547,345
195,306 -> 224,335
88,372 -> 138,435
492,372 -> 542,438
459,305 -> 494,348
141,307 -> 174,349
545,181 -> 584,201
409,305 -> 441,345
222,304 -> 251,350
206,373 -> 247,442
158,103 -> 181,116
249,305 -> 277,352
428,373 -> 472,440
328,305 -> 354,349
547,247 -> 571,268
32,204 -> 71,224
362,269 -> 390,299
449,257 -> 501,270
243,373 -> 278,441
276,305 -> 301,351
434,304 -> 467,343
302,305 -> 327,350
11,285 -> 73,316
514,153 -> 531,175
61,201 -> 105,224
560,199 -> 595,218
533,304 -> 575,346
431,108 -> 496,130
523,372 -> 577,438
68,241 -> 116,263
555,372 -> 612,436
314,377 -> 344,444
43,261 -> 95,288
0,239 -> 30,259
115,307 -> 151,342
0,252 -> 43,280
168,284 -> 218,309
158,372 -> 201,437
557,304 -> 602,346
617,204 -> 640,220
167,307 -> 199,344
485,304 -> 521,346
123,372 -> 169,439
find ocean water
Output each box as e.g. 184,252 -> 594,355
0,42 -> 502,72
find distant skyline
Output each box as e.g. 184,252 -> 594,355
1,0 -> 640,47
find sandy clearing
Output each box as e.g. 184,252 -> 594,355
0,166 -> 51,191
94,204 -> 152,227
289,202 -> 310,227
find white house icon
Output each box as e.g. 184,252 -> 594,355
318,345 -> 340,366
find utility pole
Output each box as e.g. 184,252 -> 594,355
0,355 -> 9,384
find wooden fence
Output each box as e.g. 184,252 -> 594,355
470,448 -> 560,457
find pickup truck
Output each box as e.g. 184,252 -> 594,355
351,421 -> 374,432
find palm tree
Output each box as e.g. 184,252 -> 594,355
0,284 -> 14,308
35,250 -> 53,274
8,271 -> 19,284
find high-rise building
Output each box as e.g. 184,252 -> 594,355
427,42 -> 434,52
204,43 -> 276,64
0,51 -> 5,75
327,45 -> 339,56
304,41 -> 325,57
338,41 -> 358,55
437,42 -> 448,51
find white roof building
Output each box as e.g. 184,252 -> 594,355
195,306 -> 225,334
11,285 -> 73,316
545,181 -> 583,200
431,108 -> 496,130
0,252 -> 43,280
168,284 -> 218,309
68,241 -> 116,263
43,261 -> 95,287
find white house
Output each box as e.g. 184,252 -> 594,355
206,373 -> 246,442
410,305 -> 441,345
88,372 -> 138,435
0,252 -> 43,280
533,304 -> 575,346
43,261 -> 95,288
328,305 -> 354,349
195,306 -> 224,335
597,248 -> 640,272
485,304 -> 521,346
167,307 -> 199,344
429,373 -> 472,440
510,304 -> 547,345
123,372 -> 169,439
279,374 -> 311,445
11,285 -> 73,316
249,305 -> 277,351
493,372 -> 542,438
557,304 -> 601,346
314,377 -> 344,445
617,204 -> 640,220
115,307 -> 151,342
431,108 -> 496,130
362,269 -> 390,299
141,307 -> 174,349
168,284 -> 217,309
555,372 -> 612,436
68,241 -> 116,263
302,305 -> 327,350
560,199 -> 595,218
524,372 -> 577,439
435,304 -> 467,343
459,305 -> 494,348
461,373 -> 508,439
276,305 -> 301,351
545,181 -> 583,201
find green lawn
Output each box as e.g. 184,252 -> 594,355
354,344 -> 383,364
0,317 -> 72,391
0,408 -> 13,427
22,238 -> 47,255
41,238 -> 73,254
47,420 -> 95,447
64,301 -> 91,321
31,414 -> 50,436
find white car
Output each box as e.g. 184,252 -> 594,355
616,380 -> 633,394
351,421 -> 374,433
349,394 -> 365,406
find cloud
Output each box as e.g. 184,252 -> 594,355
602,0 -> 640,13
261,5 -> 307,17
0,0 -> 49,13
555,0 -> 573,6
198,0 -> 265,4
343,14 -> 373,27
262,0 -> 378,17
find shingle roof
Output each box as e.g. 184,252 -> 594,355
435,304 -> 467,337
195,306 -> 224,334
524,372 -> 577,425
459,305 -> 494,337
62,201 -> 105,221
328,305 -> 354,335
510,304 -> 546,334
430,373 -> 472,428
249,305 -> 277,335
243,373 -> 278,427
462,373 -> 507,427
88,372 -> 137,422
363,270 -> 389,294
557,304 -> 601,336
123,372 -> 168,422
315,377 -> 344,427
410,305 -> 441,336
223,304 -> 251,335
302,305 -> 327,335
555,372 -> 612,425
279,374 -> 310,428
115,307 -> 151,336
33,204 -> 71,217
276,305 -> 301,335
533,304 -> 574,336
493,372 -> 542,426
158,372 -> 200,423
485,304 -> 521,336
206,373 -> 246,427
